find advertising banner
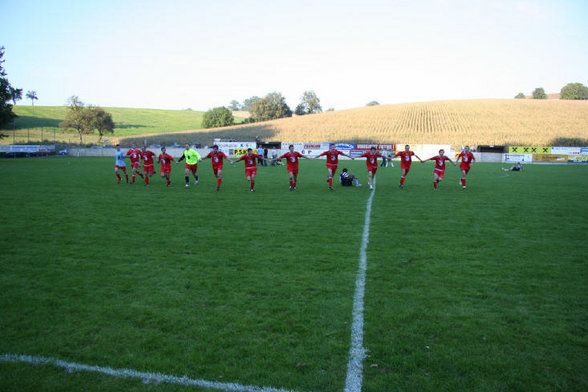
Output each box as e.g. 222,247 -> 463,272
0,145 -> 55,153
570,155 -> 588,163
332,143 -> 356,151
355,143 -> 396,151
216,141 -> 256,156
551,147 -> 581,155
503,153 -> 533,163
581,148 -> 588,155
280,143 -> 329,155
509,146 -> 551,154
533,154 -> 568,162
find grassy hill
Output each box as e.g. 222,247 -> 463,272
5,100 -> 588,147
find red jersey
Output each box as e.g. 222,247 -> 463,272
238,153 -> 261,169
141,150 -> 156,166
320,150 -> 345,167
126,148 -> 142,164
431,155 -> 450,171
279,152 -> 304,171
206,151 -> 229,167
396,151 -> 415,167
458,151 -> 475,168
361,152 -> 381,169
159,153 -> 175,169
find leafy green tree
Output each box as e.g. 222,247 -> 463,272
202,106 -> 234,128
60,95 -> 89,145
9,87 -> 22,105
0,46 -> 17,134
532,87 -> 547,99
366,101 -> 380,106
85,106 -> 115,143
294,103 -> 306,115
228,100 -> 241,111
514,92 -> 526,99
250,92 -> 292,122
297,90 -> 322,114
26,90 -> 38,106
242,96 -> 261,111
560,82 -> 588,100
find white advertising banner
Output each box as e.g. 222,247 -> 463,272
216,141 -> 257,156
551,146 -> 581,155
280,143 -> 330,155
503,153 -> 533,163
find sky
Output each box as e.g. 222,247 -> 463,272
1,0 -> 587,111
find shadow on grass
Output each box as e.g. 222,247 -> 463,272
12,116 -> 62,129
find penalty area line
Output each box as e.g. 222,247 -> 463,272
0,353 -> 309,392
344,178 -> 376,392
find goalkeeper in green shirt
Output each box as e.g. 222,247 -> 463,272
177,143 -> 202,188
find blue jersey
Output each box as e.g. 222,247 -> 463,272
115,150 -> 126,167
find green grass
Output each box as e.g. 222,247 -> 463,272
0,158 -> 586,391
4,106 -> 246,145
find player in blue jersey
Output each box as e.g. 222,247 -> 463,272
114,144 -> 128,183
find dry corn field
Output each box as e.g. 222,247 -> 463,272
122,99 -> 588,147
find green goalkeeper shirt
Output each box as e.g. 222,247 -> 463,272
182,149 -> 201,165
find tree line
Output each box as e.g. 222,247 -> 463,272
515,83 -> 588,100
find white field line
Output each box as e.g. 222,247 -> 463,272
343,178 -> 376,392
0,353 -> 308,392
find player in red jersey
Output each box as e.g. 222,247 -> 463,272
313,144 -> 354,190
422,149 -> 455,189
126,143 -> 144,184
141,146 -> 156,186
200,145 -> 234,191
456,145 -> 476,189
274,144 -> 311,191
158,147 -> 176,187
232,148 -> 267,192
395,144 -> 423,188
359,147 -> 383,190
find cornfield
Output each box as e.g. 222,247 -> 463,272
123,99 -> 588,148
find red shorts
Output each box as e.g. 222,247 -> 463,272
401,164 -> 412,172
367,166 -> 377,174
131,162 -> 140,169
213,166 -> 223,177
434,169 -> 445,179
287,167 -> 299,175
115,165 -> 126,170
245,168 -> 257,178
143,165 -> 154,175
161,167 -> 171,174
185,163 -> 198,173
327,164 -> 338,173
460,165 -> 471,174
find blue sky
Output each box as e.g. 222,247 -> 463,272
2,0 -> 587,111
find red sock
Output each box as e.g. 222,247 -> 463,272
217,178 -> 222,188
116,173 -> 121,181
125,174 -> 129,183
461,178 -> 466,186
145,176 -> 149,185
290,181 -> 294,187
167,178 -> 170,185
250,181 -> 255,190
132,174 -> 136,183
434,181 -> 438,189
400,176 -> 405,185
328,177 -> 333,187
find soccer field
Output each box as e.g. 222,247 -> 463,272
0,157 -> 586,391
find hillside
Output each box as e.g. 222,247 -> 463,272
121,99 -> 588,147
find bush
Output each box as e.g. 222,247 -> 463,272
202,107 -> 234,128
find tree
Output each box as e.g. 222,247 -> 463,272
297,90 -> 322,114
366,101 -> 380,106
202,106 -> 234,128
60,95 -> 88,145
86,106 -> 115,143
9,87 -> 22,105
532,87 -> 547,99
0,46 -> 17,133
514,92 -> 526,99
228,100 -> 241,111
26,90 -> 38,106
294,103 -> 306,116
242,96 -> 261,111
560,82 -> 588,100
250,92 -> 292,122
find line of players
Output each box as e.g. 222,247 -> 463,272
114,143 -> 476,191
